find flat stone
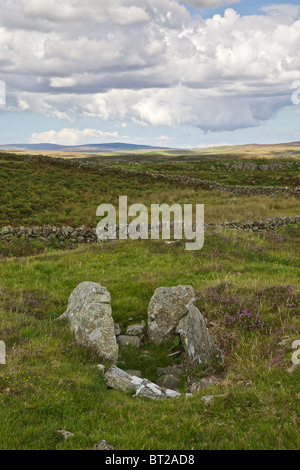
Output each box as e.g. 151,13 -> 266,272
133,379 -> 181,400
156,374 -> 180,391
126,321 -> 145,337
117,335 -> 142,348
104,366 -> 143,391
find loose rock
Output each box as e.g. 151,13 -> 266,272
94,440 -> 115,450
117,335 -> 142,348
133,379 -> 181,400
126,321 -> 145,338
57,430 -> 75,440
104,366 -> 143,391
156,374 -> 180,391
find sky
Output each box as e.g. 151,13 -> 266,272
0,0 -> 300,148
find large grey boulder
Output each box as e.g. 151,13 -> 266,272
147,285 -> 195,345
176,301 -> 218,367
58,282 -> 118,365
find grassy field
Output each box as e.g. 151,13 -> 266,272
0,155 -> 299,232
111,160 -> 300,188
0,153 -> 299,450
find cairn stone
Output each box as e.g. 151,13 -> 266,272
57,282 -> 118,365
176,301 -> 218,367
147,285 -> 195,345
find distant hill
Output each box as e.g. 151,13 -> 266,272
0,142 -> 172,153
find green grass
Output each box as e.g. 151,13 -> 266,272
0,225 -> 299,450
0,154 -> 299,450
116,160 -> 300,187
0,155 -> 299,230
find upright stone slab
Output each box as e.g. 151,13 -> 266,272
0,341 -> 5,365
58,282 -> 118,365
176,301 -> 217,367
147,285 -> 195,345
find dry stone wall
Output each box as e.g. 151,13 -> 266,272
1,216 -> 299,245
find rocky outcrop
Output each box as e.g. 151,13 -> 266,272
57,282 -> 118,365
147,285 -> 195,345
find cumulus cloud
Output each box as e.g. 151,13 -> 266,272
1,0 -> 300,133
30,128 -> 119,145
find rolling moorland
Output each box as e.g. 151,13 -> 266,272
0,150 -> 299,450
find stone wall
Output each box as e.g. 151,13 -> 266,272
2,153 -> 300,198
1,216 -> 299,245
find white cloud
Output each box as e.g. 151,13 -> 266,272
1,1 -> 300,134
21,0 -> 150,25
30,128 -> 119,145
261,4 -> 300,19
